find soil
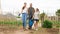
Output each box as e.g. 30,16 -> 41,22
0,26 -> 59,34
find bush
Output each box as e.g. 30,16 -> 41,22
42,20 -> 52,28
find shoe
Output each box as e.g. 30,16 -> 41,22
35,29 -> 38,31
28,28 -> 31,29
23,29 -> 28,31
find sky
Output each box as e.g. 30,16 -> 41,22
1,0 -> 60,16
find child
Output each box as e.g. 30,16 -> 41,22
33,8 -> 40,30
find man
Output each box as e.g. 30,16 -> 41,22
28,3 -> 35,29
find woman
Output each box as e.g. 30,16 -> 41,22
33,8 -> 40,30
21,3 -> 27,30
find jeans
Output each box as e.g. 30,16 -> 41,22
22,13 -> 27,29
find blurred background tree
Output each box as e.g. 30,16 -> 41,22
56,9 -> 60,22
56,9 -> 60,16
40,11 -> 45,27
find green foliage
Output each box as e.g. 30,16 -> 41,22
52,21 -> 60,28
56,9 -> 60,13
40,12 -> 45,18
0,21 -> 22,26
42,20 -> 53,28
56,9 -> 60,16
56,21 -> 60,28
40,12 -> 45,22
17,16 -> 21,18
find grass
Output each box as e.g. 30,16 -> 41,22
0,21 -> 22,26
0,20 -> 23,30
51,21 -> 60,28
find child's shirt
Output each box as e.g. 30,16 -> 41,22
34,11 -> 40,19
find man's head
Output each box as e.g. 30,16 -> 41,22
30,3 -> 32,7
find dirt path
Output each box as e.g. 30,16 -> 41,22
0,29 -> 30,34
0,26 -> 29,34
0,26 -> 59,34
0,28 -> 59,34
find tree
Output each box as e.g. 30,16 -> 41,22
40,12 -> 45,27
56,9 -> 60,22
56,9 -> 60,16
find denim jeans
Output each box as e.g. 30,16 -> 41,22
22,13 -> 27,29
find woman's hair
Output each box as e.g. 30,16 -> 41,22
22,3 -> 26,10
22,6 -> 25,10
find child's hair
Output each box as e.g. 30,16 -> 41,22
36,8 -> 39,11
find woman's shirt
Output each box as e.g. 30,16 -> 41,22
22,7 -> 27,13
34,11 -> 40,19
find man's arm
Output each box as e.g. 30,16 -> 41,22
33,8 -> 35,14
27,8 -> 30,15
